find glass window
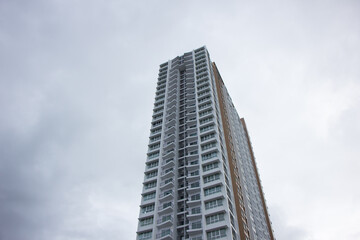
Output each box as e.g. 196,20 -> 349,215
141,204 -> 155,213
205,198 -> 223,209
140,217 -> 153,226
206,213 -> 225,224
207,228 -> 226,239
203,173 -> 220,183
204,185 -> 221,196
203,162 -> 219,172
138,230 -> 152,240
144,181 -> 156,189
143,192 -> 156,201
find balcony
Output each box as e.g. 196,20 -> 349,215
187,184 -> 200,195
152,113 -> 163,122
150,127 -> 162,137
168,92 -> 177,102
186,81 -> 195,88
165,119 -> 176,128
157,217 -> 173,228
198,102 -> 212,111
197,78 -> 209,87
164,133 -> 175,143
162,150 -> 175,161
200,125 -> 215,134
187,208 -> 202,220
186,111 -> 196,120
158,191 -> 173,202
149,136 -> 161,144
163,142 -> 175,152
187,222 -> 202,234
186,160 -> 199,171
186,104 -> 196,112
160,179 -> 174,190
198,96 -> 211,105
166,111 -> 176,121
188,137 -> 198,145
161,169 -> 174,179
147,147 -> 160,155
167,99 -> 176,109
156,230 -> 173,240
158,203 -> 173,214
168,82 -> 177,92
166,105 -> 176,115
154,99 -> 165,107
162,158 -> 175,169
187,171 -> 200,181
196,73 -> 208,80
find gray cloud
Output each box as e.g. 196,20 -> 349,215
0,0 -> 359,239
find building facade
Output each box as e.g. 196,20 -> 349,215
137,47 -> 274,240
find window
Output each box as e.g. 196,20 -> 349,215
148,143 -> 160,150
152,120 -> 162,128
155,95 -> 165,101
203,162 -> 219,172
201,141 -> 216,150
200,125 -> 214,133
164,190 -> 172,195
202,151 -> 218,161
197,79 -> 208,86
190,150 -> 198,155
143,192 -> 156,201
206,213 -> 225,224
190,170 -> 199,176
164,158 -> 173,165
205,198 -> 223,210
196,72 -> 207,80
199,117 -> 213,125
140,217 -> 153,226
148,151 -> 159,159
199,109 -> 212,117
141,204 -> 154,214
198,96 -> 211,103
150,135 -> 161,142
138,230 -> 152,240
190,182 -> 200,188
191,236 -> 202,240
192,221 -> 202,229
207,228 -> 226,239
144,181 -> 156,190
191,207 -> 201,214
161,190 -> 172,198
204,185 -> 221,196
199,102 -> 211,110
154,101 -> 164,107
161,229 -> 171,237
146,161 -> 158,169
164,178 -> 173,184
201,133 -> 215,142
203,173 -> 220,184
150,128 -> 162,134
161,215 -> 171,222
189,160 -> 198,166
162,202 -> 172,209
198,90 -> 210,97
145,170 -> 157,179
191,194 -> 200,201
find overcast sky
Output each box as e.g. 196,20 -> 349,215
0,0 -> 359,240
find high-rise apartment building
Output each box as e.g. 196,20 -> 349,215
137,47 -> 274,240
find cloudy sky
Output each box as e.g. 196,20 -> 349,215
0,0 -> 359,239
